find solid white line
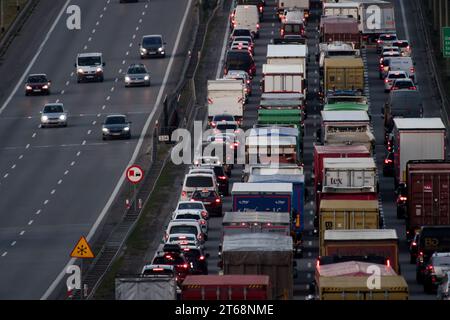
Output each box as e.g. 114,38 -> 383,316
41,0 -> 194,300
0,0 -> 71,116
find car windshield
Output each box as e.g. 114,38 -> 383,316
394,80 -> 414,88
216,123 -> 238,131
213,115 -> 235,122
284,24 -> 303,33
233,29 -> 251,37
128,66 -> 147,74
142,268 -> 173,276
152,255 -> 185,265
434,256 -> 450,266
170,225 -> 198,235
192,190 -> 216,199
176,214 -> 200,220
28,75 -> 47,83
105,116 -> 126,125
178,203 -> 203,210
234,37 -> 252,44
78,56 -> 101,66
168,235 -> 196,242
388,73 -> 407,79
186,176 -> 213,188
393,41 -> 409,48
143,36 -> 162,46
44,105 -> 63,113
380,34 -> 397,41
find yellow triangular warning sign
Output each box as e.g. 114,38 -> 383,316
70,236 -> 94,259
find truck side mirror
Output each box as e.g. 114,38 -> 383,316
74,63 -> 77,68
102,62 -> 106,67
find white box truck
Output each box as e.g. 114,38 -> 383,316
393,118 -> 447,186
261,64 -> 304,94
277,0 -> 311,20
207,79 -> 245,122
322,157 -> 377,193
266,44 -> 308,72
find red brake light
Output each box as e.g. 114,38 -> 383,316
215,198 -> 221,203
183,248 -> 190,252
201,210 -> 208,218
256,23 -> 260,29
200,220 -> 206,225
199,255 -> 205,261
384,79 -> 389,83
181,191 -> 187,198
410,67 -> 415,73
218,175 -> 227,180
410,86 -> 417,90
399,196 -> 407,201
316,259 -> 320,269
412,242 -> 417,247
386,259 -> 391,268
384,159 -> 393,164
427,265 -> 434,272
392,87 -> 398,90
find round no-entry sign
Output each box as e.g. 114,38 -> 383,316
126,165 -> 144,184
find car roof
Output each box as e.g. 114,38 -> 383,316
169,220 -> 201,226
143,34 -> 163,38
128,63 -> 146,68
29,73 -> 47,77
106,114 -> 126,118
177,201 -> 204,205
44,103 -> 63,107
77,52 -> 102,57
186,173 -> 214,177
142,264 -> 174,271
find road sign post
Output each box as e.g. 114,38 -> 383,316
70,236 -> 95,300
443,27 -> 450,58
126,165 -> 144,213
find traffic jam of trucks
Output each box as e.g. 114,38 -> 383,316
123,0 -> 450,301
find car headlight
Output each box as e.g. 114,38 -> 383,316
26,85 -> 32,90
144,75 -> 149,81
96,67 -> 103,73
41,115 -> 48,122
102,128 -> 109,133
42,85 -> 48,89
125,76 -> 131,82
59,115 -> 66,121
77,68 -> 84,74
124,127 -> 130,131
141,48 -> 147,53
158,47 -> 163,52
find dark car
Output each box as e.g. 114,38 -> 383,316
180,246 -> 209,275
423,253 -> 450,293
229,28 -> 253,43
141,264 -> 176,278
224,50 -> 256,77
102,115 -> 131,140
416,226 -> 450,284
25,74 -> 51,96
382,151 -> 394,177
152,244 -> 191,284
191,190 -> 223,217
140,34 -> 166,58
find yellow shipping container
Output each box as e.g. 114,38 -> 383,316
319,200 -> 379,255
324,57 -> 364,92
318,275 -> 409,300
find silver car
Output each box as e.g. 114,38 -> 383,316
40,103 -> 67,127
124,63 -> 150,87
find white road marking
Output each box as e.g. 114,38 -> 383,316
103,6 -> 107,11
43,200 -> 49,205
64,170 -> 69,175
122,60 -> 126,65
4,173 -> 8,178
129,43 -> 133,48
61,90 -> 65,95
136,26 -> 139,31
82,140 -> 86,146
55,99 -> 59,103
11,164 -> 16,169
308,241 -> 312,246
66,81 -> 70,86
87,130 -> 91,135
100,14 -> 103,18
115,78 -> 118,83
11,242 -> 16,247
28,220 -> 33,225
58,179 -> 62,185
1,252 -> 7,257
70,72 -> 74,77
42,0 -> 194,300
139,19 -> 142,23
18,155 -> 23,160
97,114 -> 101,117
96,21 -> 99,26
25,144 -> 30,149
70,161 -> 75,166
126,51 -> 129,56
142,11 -> 145,15
132,35 -> 136,39
308,252 -> 312,257
19,231 -> 25,236
92,121 -> 96,125
110,87 -> 114,92
84,45 -> 88,50
307,262 -> 312,268
51,189 -> 56,195
88,37 -> 92,42
102,105 -> 106,110
36,209 -> 41,215
0,0 -> 71,116
106,96 -> 111,101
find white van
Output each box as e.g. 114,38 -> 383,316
388,57 -> 415,82
232,5 -> 260,38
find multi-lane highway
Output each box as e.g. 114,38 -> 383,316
200,0 -> 446,300
0,0 -> 193,299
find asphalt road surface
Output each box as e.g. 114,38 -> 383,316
0,0 -> 192,299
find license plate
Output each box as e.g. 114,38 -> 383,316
112,133 -> 121,136
33,89 -> 41,92
149,52 -> 157,55
86,75 -> 94,78
204,202 -> 211,205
